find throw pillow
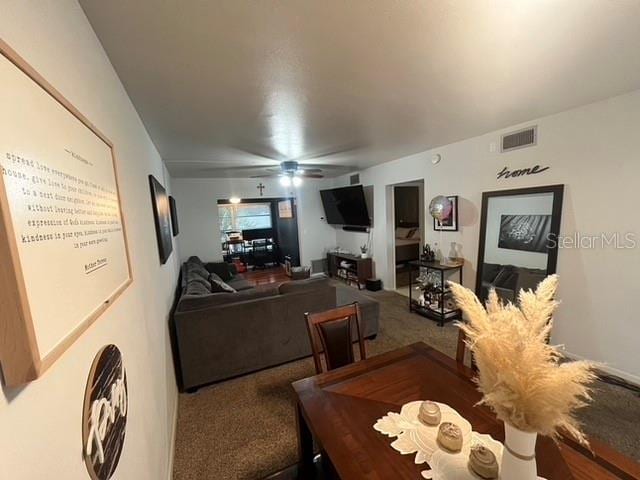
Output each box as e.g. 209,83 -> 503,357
210,275 -> 236,293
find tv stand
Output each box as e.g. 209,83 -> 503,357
327,251 -> 373,289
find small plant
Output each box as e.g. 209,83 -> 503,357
449,275 -> 597,446
360,244 -> 368,254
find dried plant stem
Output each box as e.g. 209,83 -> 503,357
449,275 -> 597,446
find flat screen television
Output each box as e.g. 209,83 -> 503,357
320,185 -> 371,226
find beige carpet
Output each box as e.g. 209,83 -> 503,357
172,289 -> 640,479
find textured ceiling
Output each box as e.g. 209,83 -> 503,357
79,0 -> 640,178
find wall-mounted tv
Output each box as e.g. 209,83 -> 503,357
320,185 -> 371,226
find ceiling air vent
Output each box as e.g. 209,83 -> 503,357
501,126 -> 537,152
350,173 -> 360,185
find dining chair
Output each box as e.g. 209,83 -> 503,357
456,328 -> 478,371
305,303 -> 366,374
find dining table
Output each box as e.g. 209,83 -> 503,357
291,342 -> 640,480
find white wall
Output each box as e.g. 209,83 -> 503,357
0,2 -> 180,479
333,90 -> 640,382
171,177 -> 338,266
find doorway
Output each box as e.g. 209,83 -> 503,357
391,180 -> 424,296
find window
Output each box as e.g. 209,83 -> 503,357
219,203 -> 272,240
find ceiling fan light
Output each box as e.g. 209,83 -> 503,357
280,176 -> 292,187
292,176 -> 302,187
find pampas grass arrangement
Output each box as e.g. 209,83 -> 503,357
449,275 -> 597,446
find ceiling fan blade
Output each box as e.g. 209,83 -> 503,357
298,168 -> 323,173
294,144 -> 364,162
233,146 -> 284,161
299,173 -> 324,179
249,174 -> 279,178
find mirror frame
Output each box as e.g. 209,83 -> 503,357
475,184 -> 565,298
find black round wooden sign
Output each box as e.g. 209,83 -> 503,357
82,345 -> 128,480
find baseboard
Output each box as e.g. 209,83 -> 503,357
167,393 -> 179,479
562,350 -> 640,386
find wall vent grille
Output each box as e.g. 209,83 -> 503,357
501,126 -> 537,152
350,173 -> 360,185
311,259 -> 327,274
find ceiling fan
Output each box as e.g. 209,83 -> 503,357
250,160 -> 324,186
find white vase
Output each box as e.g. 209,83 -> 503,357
500,423 -> 538,480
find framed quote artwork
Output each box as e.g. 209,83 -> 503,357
0,40 -> 132,386
278,199 -> 293,218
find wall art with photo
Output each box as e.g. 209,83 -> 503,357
149,175 -> 173,264
169,195 -> 179,236
498,214 -> 551,253
433,195 -> 458,231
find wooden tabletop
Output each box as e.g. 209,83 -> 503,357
292,342 -> 640,480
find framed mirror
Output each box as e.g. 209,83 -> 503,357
475,185 -> 564,303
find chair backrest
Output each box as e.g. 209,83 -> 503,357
305,303 -> 366,374
456,328 -> 478,372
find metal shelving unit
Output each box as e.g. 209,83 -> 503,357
408,260 -> 463,326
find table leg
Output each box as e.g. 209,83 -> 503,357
296,402 -> 314,477
439,269 -> 444,327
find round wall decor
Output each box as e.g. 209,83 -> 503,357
82,345 -> 128,480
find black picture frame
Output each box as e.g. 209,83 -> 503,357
149,175 -> 173,264
433,195 -> 458,231
475,184 -> 564,298
169,196 -> 179,236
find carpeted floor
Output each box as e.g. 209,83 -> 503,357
172,288 -> 640,479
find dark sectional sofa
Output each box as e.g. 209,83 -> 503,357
172,256 -> 380,392
480,262 -> 546,302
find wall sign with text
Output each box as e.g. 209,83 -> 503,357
497,165 -> 549,180
83,345 -> 128,480
0,40 -> 132,386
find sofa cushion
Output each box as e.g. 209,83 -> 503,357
185,281 -> 211,296
227,277 -> 253,291
516,268 -> 546,292
493,266 -> 518,290
188,262 -> 211,278
177,285 -> 279,312
481,263 -> 502,283
335,285 -> 380,339
187,275 -> 211,292
210,274 -> 236,293
279,276 -> 329,294
206,262 -> 234,281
